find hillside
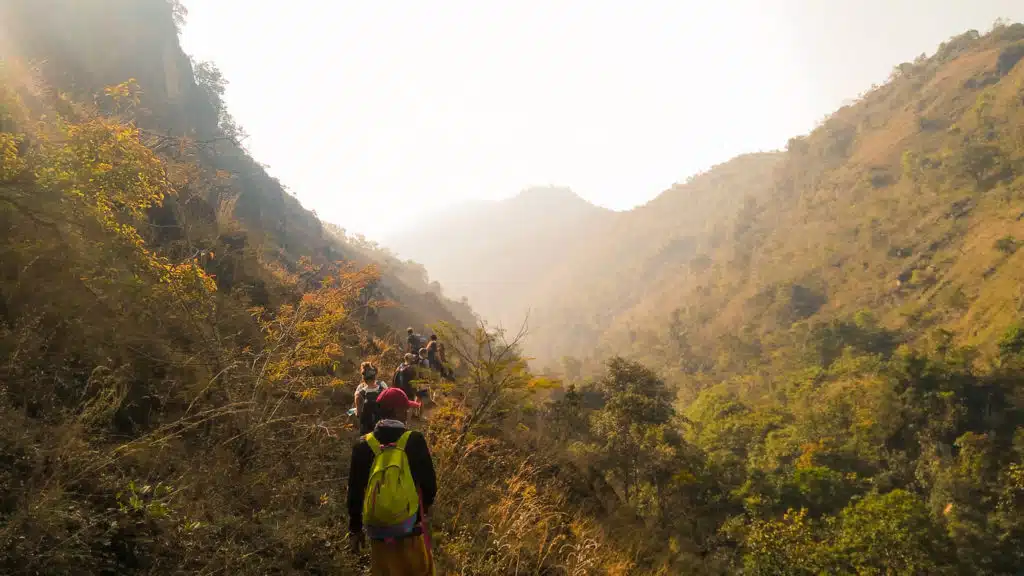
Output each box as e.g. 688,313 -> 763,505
391,24 -> 1024,574
596,25 -> 1024,381
0,2 -> 533,574
405,26 -> 1024,380
389,185 -> 612,332
0,0 -> 475,336
527,152 -> 784,366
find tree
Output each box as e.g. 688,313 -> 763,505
434,320 -> 532,445
997,42 -> 1024,76
742,508 -> 824,576
191,60 -> 248,143
252,262 -> 385,401
997,322 -> 1024,367
834,490 -> 955,574
193,60 -> 227,116
544,383 -> 585,444
586,358 -> 677,503
168,0 -> 188,32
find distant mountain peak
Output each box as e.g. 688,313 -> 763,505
508,186 -> 608,213
514,185 -> 577,198
515,185 -> 576,198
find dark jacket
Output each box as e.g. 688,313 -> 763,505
392,363 -> 416,397
347,423 -> 437,535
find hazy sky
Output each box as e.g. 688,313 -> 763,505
179,0 -> 1024,242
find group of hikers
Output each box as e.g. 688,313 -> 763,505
406,327 -> 452,381
352,329 -> 453,434
345,327 -> 453,574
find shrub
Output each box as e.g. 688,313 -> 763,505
998,42 -> 1024,76
998,322 -> 1024,361
995,235 -> 1020,255
867,167 -> 895,188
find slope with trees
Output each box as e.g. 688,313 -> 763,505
0,0 -> 475,336
404,24 -> 1024,386
0,1 -> 480,573
406,21 -> 1024,574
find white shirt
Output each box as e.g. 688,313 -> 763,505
353,381 -> 387,416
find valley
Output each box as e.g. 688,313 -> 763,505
2,2 -> 1024,574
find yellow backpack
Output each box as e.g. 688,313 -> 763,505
362,431 -> 420,539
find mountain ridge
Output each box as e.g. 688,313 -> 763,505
387,184 -> 614,330
376,25 -> 1024,382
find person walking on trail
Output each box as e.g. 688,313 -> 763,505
413,347 -> 432,408
425,335 -> 440,371
425,334 -> 452,380
407,327 -> 425,355
394,353 -> 428,417
393,353 -> 417,399
347,387 -> 437,575
354,362 -> 388,435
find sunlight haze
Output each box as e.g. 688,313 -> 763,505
179,0 -> 1024,242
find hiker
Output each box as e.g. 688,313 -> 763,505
425,334 -> 451,380
437,335 -> 452,381
425,335 -> 440,371
392,353 -> 417,400
413,347 -> 432,407
407,327 -> 425,355
354,362 -> 388,435
347,387 -> 436,575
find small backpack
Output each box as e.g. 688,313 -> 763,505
362,431 -> 420,539
396,365 -> 417,397
358,383 -> 386,434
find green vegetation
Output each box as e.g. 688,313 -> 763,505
3,1 -> 1024,574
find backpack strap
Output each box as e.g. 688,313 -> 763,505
365,433 -> 381,456
367,431 -> 412,454
396,430 -> 413,451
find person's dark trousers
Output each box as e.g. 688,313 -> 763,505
430,360 -> 453,381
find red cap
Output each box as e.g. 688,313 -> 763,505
378,387 -> 421,411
